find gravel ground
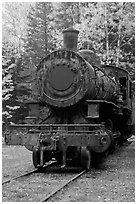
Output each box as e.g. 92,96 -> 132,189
2,137 -> 135,202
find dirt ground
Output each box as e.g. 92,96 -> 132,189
2,136 -> 135,202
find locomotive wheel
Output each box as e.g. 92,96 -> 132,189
32,146 -> 41,168
81,147 -> 91,170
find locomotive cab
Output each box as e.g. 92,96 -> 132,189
101,65 -> 133,110
102,65 -> 134,139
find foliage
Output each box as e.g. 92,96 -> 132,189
2,2 -> 135,126
2,2 -> 31,53
2,3 -> 32,125
74,2 -> 135,76
17,2 -> 55,104
2,56 -> 20,125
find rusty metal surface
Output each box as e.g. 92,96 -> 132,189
6,123 -> 110,153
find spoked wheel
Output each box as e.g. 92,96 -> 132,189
32,146 -> 42,169
81,147 -> 91,170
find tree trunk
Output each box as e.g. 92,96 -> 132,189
116,2 -> 124,67
44,3 -> 48,55
104,3 -> 109,64
116,32 -> 120,67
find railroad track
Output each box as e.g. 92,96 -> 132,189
2,169 -> 38,185
2,163 -> 88,202
40,169 -> 86,202
2,161 -> 57,185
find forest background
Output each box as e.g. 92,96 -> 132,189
2,2 -> 135,127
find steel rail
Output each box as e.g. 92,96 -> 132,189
40,170 -> 87,202
2,169 -> 38,185
2,161 -> 57,185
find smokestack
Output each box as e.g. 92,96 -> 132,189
62,28 -> 79,51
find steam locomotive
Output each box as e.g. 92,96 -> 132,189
6,28 -> 134,170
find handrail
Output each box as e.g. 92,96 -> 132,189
10,123 -> 103,128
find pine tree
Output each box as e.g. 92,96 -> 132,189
25,2 -> 53,66
17,2 -> 54,103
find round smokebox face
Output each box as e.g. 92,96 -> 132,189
48,65 -> 74,91
40,50 -> 89,107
